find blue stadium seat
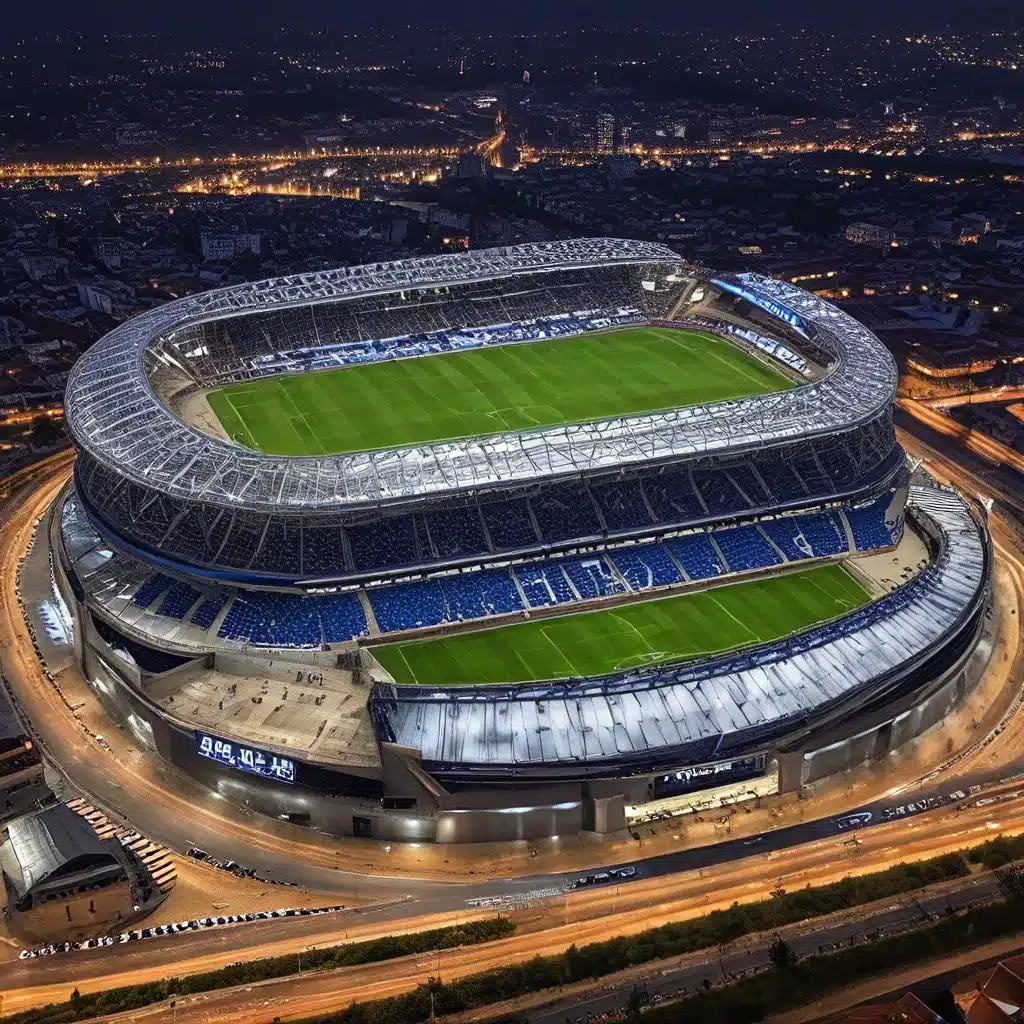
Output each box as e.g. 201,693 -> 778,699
610,546 -> 682,591
218,591 -> 322,648
845,498 -> 896,552
531,488 -> 602,543
369,579 -> 448,633
643,472 -> 706,524
714,526 -> 782,573
481,498 -> 538,550
440,570 -> 523,620
133,574 -> 172,609
726,465 -> 771,508
420,507 -> 489,559
347,517 -> 417,571
763,512 -> 848,560
591,480 -> 652,531
319,593 -> 370,644
303,527 -> 345,575
692,470 -> 746,514
560,556 -> 624,599
797,512 -> 849,556
756,460 -> 807,503
191,590 -> 229,629
663,535 -> 724,580
156,580 -> 203,620
515,564 -> 575,607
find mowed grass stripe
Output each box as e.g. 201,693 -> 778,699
206,326 -> 793,456
372,565 -> 869,686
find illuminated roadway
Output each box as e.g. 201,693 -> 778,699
2,422 -> 1024,1020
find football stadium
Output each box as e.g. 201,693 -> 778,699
50,238 -> 993,842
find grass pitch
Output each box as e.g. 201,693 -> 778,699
372,565 -> 869,686
206,326 -> 793,456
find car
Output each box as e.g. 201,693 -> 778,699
18,950 -> 34,960
186,847 -> 209,860
141,928 -> 152,939
216,916 -> 227,925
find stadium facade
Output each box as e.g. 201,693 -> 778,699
50,239 -> 993,843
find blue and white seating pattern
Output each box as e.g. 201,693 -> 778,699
663,535 -> 724,581
714,526 -> 782,573
764,512 -> 847,560
561,557 -> 624,599
199,499 -> 894,648
255,308 -> 646,378
610,545 -> 682,591
845,496 -> 898,552
515,564 -> 575,608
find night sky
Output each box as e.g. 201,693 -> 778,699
5,0 -> 1022,36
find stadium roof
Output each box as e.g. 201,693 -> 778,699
65,240 -> 897,514
0,804 -> 118,899
374,487 -> 987,772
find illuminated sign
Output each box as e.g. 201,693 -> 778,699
712,279 -> 807,337
196,732 -> 296,784
654,756 -> 764,798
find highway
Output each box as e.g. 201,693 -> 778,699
2,419 -> 1024,1020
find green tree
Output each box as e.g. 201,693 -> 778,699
767,934 -> 798,971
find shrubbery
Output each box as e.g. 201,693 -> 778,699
4,918 -> 515,1024
4,842 -> 1009,1024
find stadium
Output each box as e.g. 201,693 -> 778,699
50,238 -> 992,843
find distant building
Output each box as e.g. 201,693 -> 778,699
453,153 -> 487,179
845,222 -> 895,247
0,684 -> 50,826
0,804 -> 132,941
200,233 -> 261,262
596,111 -> 616,154
76,281 -> 136,319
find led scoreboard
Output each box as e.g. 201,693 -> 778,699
196,732 -> 297,784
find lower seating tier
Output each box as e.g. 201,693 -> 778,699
117,498 -> 899,650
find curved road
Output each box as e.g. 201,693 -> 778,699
2,432 -> 1024,1018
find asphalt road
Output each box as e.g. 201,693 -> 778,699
517,875 -> 1001,1024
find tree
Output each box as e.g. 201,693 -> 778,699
995,863 -> 1024,903
767,934 -> 799,971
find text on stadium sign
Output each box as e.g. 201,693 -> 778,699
196,731 -> 296,784
711,279 -> 807,336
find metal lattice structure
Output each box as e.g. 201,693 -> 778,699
65,240 -> 897,516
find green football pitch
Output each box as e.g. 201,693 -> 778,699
372,565 -> 870,686
206,325 -> 793,456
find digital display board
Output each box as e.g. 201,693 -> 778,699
654,755 -> 764,799
196,732 -> 296,784
711,279 -> 808,337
